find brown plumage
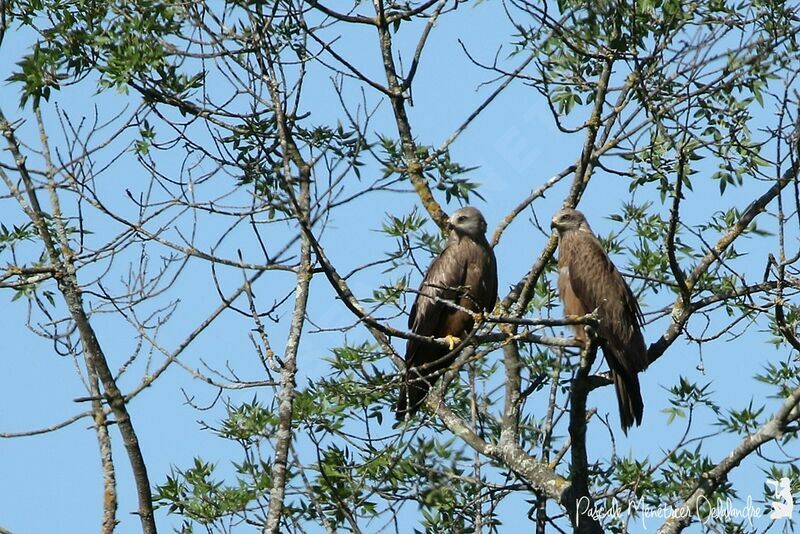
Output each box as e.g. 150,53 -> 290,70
395,207 -> 498,420
551,208 -> 649,432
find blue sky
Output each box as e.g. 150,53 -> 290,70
0,3 -> 796,533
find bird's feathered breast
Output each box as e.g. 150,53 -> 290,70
406,236 -> 497,364
558,228 -> 647,371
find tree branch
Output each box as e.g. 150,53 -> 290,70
657,381 -> 800,534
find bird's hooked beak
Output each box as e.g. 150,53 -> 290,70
550,217 -> 558,231
446,217 -> 456,231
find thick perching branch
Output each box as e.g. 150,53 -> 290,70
567,334 -> 603,534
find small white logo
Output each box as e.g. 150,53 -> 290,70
766,477 -> 794,520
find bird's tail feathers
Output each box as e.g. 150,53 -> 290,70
613,367 -> 644,433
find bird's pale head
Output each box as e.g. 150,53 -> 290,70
448,206 -> 488,238
550,208 -> 591,234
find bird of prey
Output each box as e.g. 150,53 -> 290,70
395,206 -> 498,420
551,208 -> 648,432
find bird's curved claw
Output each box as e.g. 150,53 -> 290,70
443,334 -> 462,351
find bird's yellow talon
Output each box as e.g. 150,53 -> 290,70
443,334 -> 461,350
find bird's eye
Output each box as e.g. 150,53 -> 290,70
457,215 -> 467,222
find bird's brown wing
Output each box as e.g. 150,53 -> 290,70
396,243 -> 467,420
459,240 -> 498,315
565,231 -> 648,374
397,237 -> 498,421
405,244 -> 466,366
478,245 -> 498,312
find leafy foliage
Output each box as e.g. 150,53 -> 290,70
3,0 -> 800,532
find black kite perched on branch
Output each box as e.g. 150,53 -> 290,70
551,208 -> 649,432
395,206 -> 498,420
